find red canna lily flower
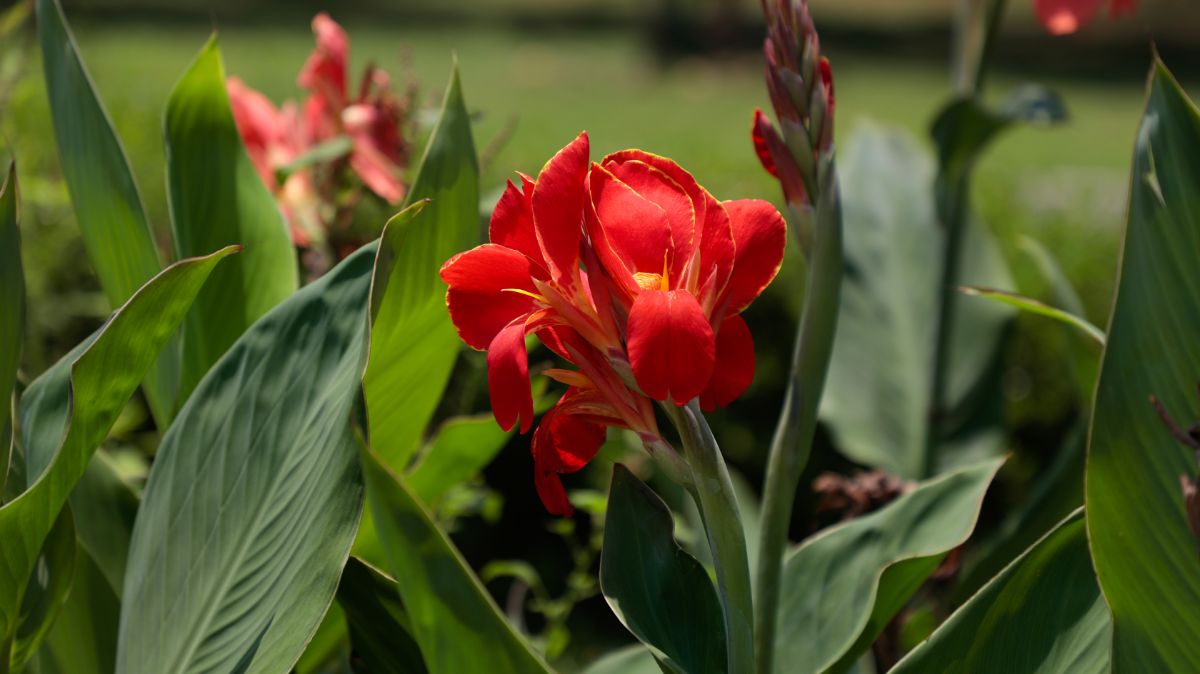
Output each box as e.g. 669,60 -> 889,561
1034,0 -> 1136,35
441,133 -> 786,515
586,150 -> 786,408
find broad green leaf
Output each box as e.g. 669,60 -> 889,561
12,510 -> 76,671
0,165 -> 21,498
0,246 -> 234,656
600,464 -> 726,674
35,0 -> 174,427
958,287 -> 1104,347
360,445 -> 550,674
364,63 -> 480,471
337,557 -> 427,674
775,459 -> 1002,674
583,645 -> 661,674
891,510 -> 1109,673
407,413 -> 511,504
819,127 -> 1013,480
117,246 -> 373,674
29,550 -> 120,674
1086,59 -> 1200,671
166,36 -> 297,405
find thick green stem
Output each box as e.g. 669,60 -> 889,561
664,400 -> 754,674
754,178 -> 842,674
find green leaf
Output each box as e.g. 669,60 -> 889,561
0,246 -> 234,657
890,510 -> 1109,673
931,85 -> 1066,182
958,286 -> 1104,347
30,550 -> 120,674
819,127 -> 1013,480
359,445 -> 550,674
407,413 -> 512,504
69,451 -> 139,597
600,464 -> 726,674
775,459 -> 1003,674
166,35 -> 298,406
34,0 -> 174,427
117,246 -> 373,674
0,165 -> 22,498
364,63 -> 480,471
12,509 -> 76,671
1085,59 -> 1200,671
583,645 -> 662,674
336,557 -> 428,674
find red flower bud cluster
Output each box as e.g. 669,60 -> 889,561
1034,0 -> 1136,35
752,0 -> 835,216
440,133 -> 787,515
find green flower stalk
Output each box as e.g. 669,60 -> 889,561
750,1 -> 843,672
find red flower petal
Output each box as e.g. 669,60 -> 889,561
588,163 -> 673,276
488,318 -> 535,433
490,178 -> 543,264
604,158 -> 695,281
532,132 -> 590,283
700,314 -> 755,411
299,13 -> 349,111
440,244 -> 537,350
348,133 -> 405,203
226,77 -> 284,189
722,199 -> 787,314
626,289 -> 716,405
1034,0 -> 1101,34
697,193 -> 736,306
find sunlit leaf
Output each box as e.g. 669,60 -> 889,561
166,35 -> 298,405
958,286 -> 1104,347
364,63 -> 480,471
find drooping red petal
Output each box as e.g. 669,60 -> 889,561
440,244 -> 537,350
531,388 -> 610,516
1034,0 -> 1101,34
489,178 -> 543,264
588,162 -> 673,276
532,132 -> 590,283
721,199 -> 787,314
348,133 -> 405,203
604,159 -> 695,282
626,289 -> 716,405
700,314 -> 755,412
487,318 -> 534,433
534,468 -> 573,516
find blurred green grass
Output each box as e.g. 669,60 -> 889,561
15,18 -> 1148,315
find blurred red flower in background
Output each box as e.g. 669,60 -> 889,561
227,12 -> 412,276
440,133 -> 786,515
1034,0 -> 1136,35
